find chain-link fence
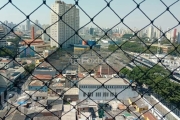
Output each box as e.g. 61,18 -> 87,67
0,0 -> 180,120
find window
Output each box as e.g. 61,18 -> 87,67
106,92 -> 109,97
83,92 -> 86,97
96,92 -> 101,97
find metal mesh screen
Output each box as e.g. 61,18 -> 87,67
0,0 -> 180,120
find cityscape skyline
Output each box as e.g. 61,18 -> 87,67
0,1 -> 180,120
0,0 -> 180,31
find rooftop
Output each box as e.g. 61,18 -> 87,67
64,88 -> 79,95
79,77 -> 129,85
32,74 -> 53,80
33,91 -> 48,97
143,112 -> 157,120
19,39 -> 44,45
129,97 -> 148,108
29,80 -> 44,86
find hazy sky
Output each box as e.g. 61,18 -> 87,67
0,0 -> 180,31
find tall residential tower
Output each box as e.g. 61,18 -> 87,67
50,0 -> 80,48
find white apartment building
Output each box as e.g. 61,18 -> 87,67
79,77 -> 138,101
148,26 -> 154,39
50,0 -> 80,48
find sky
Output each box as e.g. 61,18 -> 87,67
0,0 -> 180,31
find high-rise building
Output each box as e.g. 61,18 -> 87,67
25,20 -> 31,31
148,26 -> 154,39
89,27 -> 94,35
50,0 -> 80,48
165,28 -> 172,41
173,28 -> 177,43
42,24 -> 50,42
90,27 -> 94,36
156,26 -> 162,39
177,32 -> 180,44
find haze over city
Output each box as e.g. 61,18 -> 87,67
0,0 -> 180,120
0,0 -> 180,30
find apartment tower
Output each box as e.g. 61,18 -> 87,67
50,0 -> 80,48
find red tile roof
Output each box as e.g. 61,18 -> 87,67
143,112 -> 157,120
32,74 -> 52,80
78,73 -> 84,78
19,39 -> 44,45
98,65 -> 118,75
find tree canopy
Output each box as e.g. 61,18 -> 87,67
120,65 -> 180,107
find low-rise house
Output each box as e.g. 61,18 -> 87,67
0,58 -> 14,69
32,91 -> 48,101
64,88 -> 79,101
50,82 -> 64,93
65,70 -> 78,88
128,97 -> 148,113
61,104 -> 76,120
34,62 -> 56,76
0,70 -> 12,88
47,95 -> 63,106
29,80 -> 48,92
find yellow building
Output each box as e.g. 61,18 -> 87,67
35,58 -> 44,66
128,97 -> 148,113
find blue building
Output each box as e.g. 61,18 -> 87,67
19,46 -> 35,58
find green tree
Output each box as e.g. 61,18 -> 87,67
24,63 -> 35,75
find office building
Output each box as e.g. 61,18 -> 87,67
173,28 -> 177,43
156,26 -> 162,39
148,26 -> 154,39
25,19 -> 31,31
177,32 -> 180,44
50,0 -> 80,48
90,27 -> 94,36
0,27 -> 7,47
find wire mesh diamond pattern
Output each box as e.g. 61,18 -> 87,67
0,0 -> 180,120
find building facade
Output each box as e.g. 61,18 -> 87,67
0,27 -> 7,47
25,20 -> 31,31
42,24 -> 50,42
50,0 -> 80,48
177,32 -> 180,44
148,26 -> 154,39
79,77 -> 138,101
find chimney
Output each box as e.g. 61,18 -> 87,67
31,26 -> 35,40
